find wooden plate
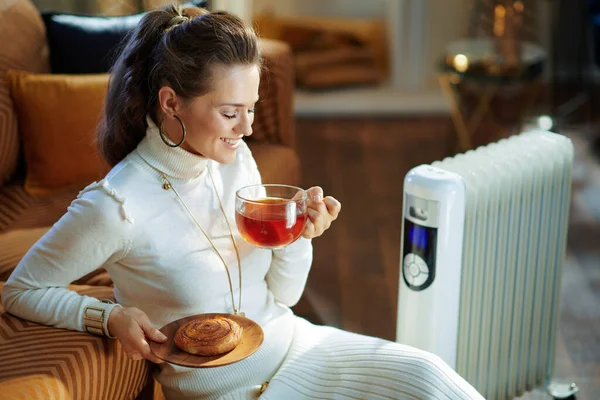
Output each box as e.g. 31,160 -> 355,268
149,313 -> 264,368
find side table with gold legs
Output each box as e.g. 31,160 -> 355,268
438,38 -> 546,152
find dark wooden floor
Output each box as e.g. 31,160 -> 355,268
292,117 -> 600,400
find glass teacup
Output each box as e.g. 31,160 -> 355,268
235,184 -> 308,249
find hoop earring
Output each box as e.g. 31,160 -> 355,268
159,115 -> 186,148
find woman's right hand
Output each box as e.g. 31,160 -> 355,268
107,306 -> 167,363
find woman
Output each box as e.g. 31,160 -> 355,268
3,4 -> 484,399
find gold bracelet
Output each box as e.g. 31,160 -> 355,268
83,300 -> 122,339
83,304 -> 106,337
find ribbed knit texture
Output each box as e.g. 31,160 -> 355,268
262,318 -> 484,400
3,118 -> 483,399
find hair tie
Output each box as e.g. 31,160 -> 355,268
165,15 -> 189,33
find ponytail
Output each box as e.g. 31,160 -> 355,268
98,10 -> 171,166
98,5 -> 223,166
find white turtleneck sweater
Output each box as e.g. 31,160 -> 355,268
3,119 -> 485,400
3,118 -> 313,397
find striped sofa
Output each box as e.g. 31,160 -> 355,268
0,0 -> 299,398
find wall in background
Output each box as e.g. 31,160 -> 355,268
253,0 -> 447,92
252,0 -> 552,92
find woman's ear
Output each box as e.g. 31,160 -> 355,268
158,86 -> 182,117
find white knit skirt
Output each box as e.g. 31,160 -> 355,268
160,315 -> 484,399
260,317 -> 484,400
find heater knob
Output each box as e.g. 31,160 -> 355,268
403,253 -> 430,288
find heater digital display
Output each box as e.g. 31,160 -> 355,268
403,219 -> 437,291
409,225 -> 428,249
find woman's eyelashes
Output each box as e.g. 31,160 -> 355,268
222,109 -> 255,119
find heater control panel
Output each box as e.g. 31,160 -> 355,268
403,253 -> 430,287
402,219 -> 437,291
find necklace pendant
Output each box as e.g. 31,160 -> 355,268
161,175 -> 172,190
235,311 -> 245,317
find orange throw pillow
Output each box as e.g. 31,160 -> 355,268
6,70 -> 110,196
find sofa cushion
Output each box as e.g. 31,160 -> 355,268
42,11 -> 144,74
42,1 -> 207,74
0,0 -> 50,186
7,71 -> 111,196
0,282 -> 152,400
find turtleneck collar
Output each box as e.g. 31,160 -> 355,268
135,115 -> 208,180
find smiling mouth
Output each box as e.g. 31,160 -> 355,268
220,137 -> 241,145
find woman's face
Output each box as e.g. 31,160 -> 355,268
159,64 -> 260,164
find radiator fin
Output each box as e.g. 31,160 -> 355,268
433,132 -> 573,399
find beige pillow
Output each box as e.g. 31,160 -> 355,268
7,70 -> 111,196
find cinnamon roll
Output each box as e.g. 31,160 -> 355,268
174,316 -> 243,356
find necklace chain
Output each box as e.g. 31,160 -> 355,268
140,157 -> 243,316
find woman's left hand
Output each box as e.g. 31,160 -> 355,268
302,186 -> 341,239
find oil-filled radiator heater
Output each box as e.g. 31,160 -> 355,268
396,131 -> 574,399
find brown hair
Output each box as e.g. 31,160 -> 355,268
98,4 -> 261,166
